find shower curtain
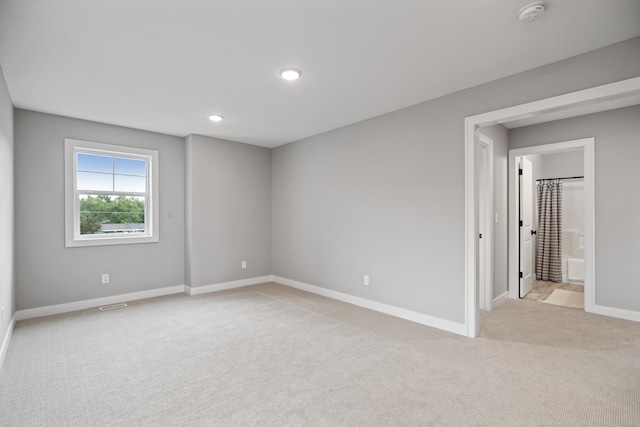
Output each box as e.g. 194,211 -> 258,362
536,179 -> 563,282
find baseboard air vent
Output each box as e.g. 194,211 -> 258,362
99,303 -> 128,311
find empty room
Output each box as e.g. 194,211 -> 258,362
1,1 -> 639,425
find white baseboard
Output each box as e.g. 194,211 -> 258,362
492,291 -> 509,309
593,304 -> 640,323
0,315 -> 16,372
185,276 -> 273,296
15,285 -> 186,321
13,276 -> 276,321
272,276 -> 467,336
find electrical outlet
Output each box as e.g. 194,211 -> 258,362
101,274 -> 110,284
364,275 -> 370,286
241,261 -> 247,269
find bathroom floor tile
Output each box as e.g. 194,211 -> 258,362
523,280 -> 584,308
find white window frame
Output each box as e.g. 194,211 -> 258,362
64,138 -> 159,247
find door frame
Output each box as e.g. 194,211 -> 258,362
509,140 -> 595,310
464,76 -> 640,338
477,133 -> 493,311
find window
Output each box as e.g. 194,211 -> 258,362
65,138 -> 159,247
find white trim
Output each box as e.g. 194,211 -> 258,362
593,305 -> 640,323
508,138 -> 595,312
12,276 -> 276,321
583,142 -> 596,312
273,276 -> 467,336
10,275 -> 465,337
464,117 -> 478,338
492,291 -> 509,309
15,285 -> 185,321
185,276 -> 274,296
468,77 -> 640,128
464,76 -> 640,338
509,156 -> 521,301
0,316 -> 16,372
478,133 -> 494,312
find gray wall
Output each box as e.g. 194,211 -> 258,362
479,125 -> 508,301
14,110 -> 185,310
539,150 -> 584,179
185,135 -> 271,287
510,104 -> 640,312
0,66 -> 14,340
272,37 -> 640,323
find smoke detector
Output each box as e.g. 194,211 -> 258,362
518,2 -> 546,22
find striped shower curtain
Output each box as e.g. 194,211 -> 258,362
536,179 -> 562,282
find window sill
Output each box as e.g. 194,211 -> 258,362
65,234 -> 159,248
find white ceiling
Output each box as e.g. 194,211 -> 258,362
0,1 -> 639,148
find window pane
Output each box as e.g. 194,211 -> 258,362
79,195 -> 146,235
115,175 -> 146,192
115,157 -> 146,176
77,153 -> 113,173
77,172 -> 113,191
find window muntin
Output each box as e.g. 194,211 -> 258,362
65,139 -> 159,247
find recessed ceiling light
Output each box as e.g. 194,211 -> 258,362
208,114 -> 224,122
279,68 -> 301,81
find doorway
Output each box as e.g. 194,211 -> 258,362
464,76 -> 640,338
514,149 -> 588,310
508,139 -> 594,314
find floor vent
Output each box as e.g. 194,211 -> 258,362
99,303 -> 128,311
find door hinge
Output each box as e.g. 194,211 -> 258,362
519,220 -> 523,227
519,168 -> 523,176
479,233 -> 482,239
519,272 -> 523,278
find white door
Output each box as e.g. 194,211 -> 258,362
519,157 -> 534,297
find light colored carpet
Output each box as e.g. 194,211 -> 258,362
1,282 -> 639,426
543,288 -> 585,309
